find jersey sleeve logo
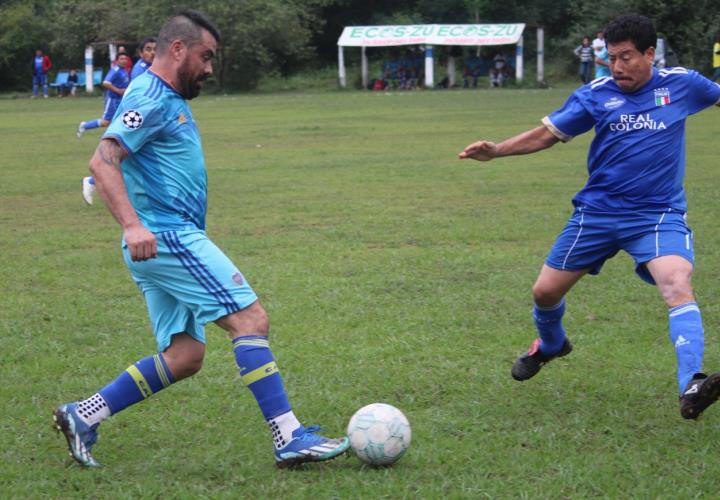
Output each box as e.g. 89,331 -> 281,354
122,110 -> 144,129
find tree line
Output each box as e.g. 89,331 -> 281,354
1,0 -> 717,91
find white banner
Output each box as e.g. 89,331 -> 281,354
338,24 -> 526,47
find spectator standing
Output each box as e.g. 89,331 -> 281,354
713,32 -> 720,82
32,49 -> 52,98
594,45 -> 611,79
131,37 -> 156,80
574,36 -> 594,84
592,30 -> 605,56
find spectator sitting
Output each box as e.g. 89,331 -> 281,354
463,54 -> 482,88
490,52 -> 508,87
383,58 -> 401,89
372,76 -> 387,91
60,69 -> 79,97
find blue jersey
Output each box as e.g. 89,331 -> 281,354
103,65 -> 130,100
131,60 -> 151,80
103,70 -> 207,232
543,67 -> 720,212
34,56 -> 44,74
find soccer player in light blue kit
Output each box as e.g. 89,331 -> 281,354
459,15 -> 720,419
53,10 -> 349,468
79,52 -> 132,204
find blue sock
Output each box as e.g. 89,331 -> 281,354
533,299 -> 567,355
669,302 -> 704,394
233,336 -> 292,420
84,119 -> 102,130
99,354 -> 176,414
88,177 -> 95,185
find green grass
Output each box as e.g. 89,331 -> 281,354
2,87 -> 720,498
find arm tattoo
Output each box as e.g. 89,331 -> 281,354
97,139 -> 127,168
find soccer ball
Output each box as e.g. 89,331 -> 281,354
347,403 -> 411,466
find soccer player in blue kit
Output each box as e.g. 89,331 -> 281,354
53,10 -> 349,468
130,37 -> 156,80
79,52 -> 132,204
459,15 -> 720,419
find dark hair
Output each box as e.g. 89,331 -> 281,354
604,14 -> 657,53
140,37 -> 157,49
156,10 -> 220,55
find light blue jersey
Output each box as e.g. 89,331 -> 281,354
594,48 -> 611,78
543,67 -> 720,212
103,70 -> 207,232
104,70 -> 256,349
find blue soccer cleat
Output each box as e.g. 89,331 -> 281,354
275,425 -> 350,469
52,403 -> 101,467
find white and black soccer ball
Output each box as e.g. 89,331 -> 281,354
122,109 -> 143,129
347,403 -> 411,466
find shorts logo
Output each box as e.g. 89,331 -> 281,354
232,272 -> 244,286
122,110 -> 143,129
603,96 -> 625,109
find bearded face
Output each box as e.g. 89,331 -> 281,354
177,56 -> 208,100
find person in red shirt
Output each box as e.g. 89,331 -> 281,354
32,49 -> 52,98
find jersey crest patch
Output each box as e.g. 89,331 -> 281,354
122,110 -> 144,129
654,88 -> 671,106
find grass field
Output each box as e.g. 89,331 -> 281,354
2,86 -> 720,498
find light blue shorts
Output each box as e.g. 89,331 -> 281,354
546,208 -> 694,285
122,229 -> 258,352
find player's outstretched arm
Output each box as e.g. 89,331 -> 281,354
458,125 -> 560,162
89,138 -> 157,261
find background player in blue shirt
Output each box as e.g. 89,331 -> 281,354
78,52 -> 132,204
53,10 -> 349,469
130,37 -> 156,80
459,14 -> 720,420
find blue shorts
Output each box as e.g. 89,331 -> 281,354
546,208 -> 694,284
103,98 -> 121,121
122,229 -> 258,352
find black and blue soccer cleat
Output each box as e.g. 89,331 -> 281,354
511,338 -> 573,381
274,425 -> 350,469
680,372 -> 720,420
53,403 -> 101,467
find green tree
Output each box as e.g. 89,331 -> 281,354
0,2 -> 52,90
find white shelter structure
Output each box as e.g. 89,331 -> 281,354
337,24 -> 545,88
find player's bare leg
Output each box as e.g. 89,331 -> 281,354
646,256 -> 720,419
512,266 -> 588,381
